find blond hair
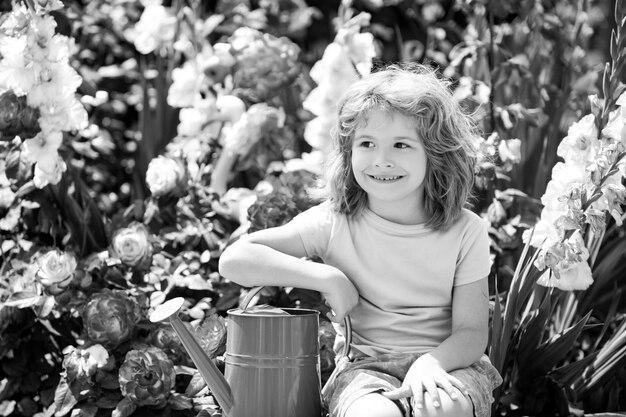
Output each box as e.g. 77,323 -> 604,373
318,63 -> 480,231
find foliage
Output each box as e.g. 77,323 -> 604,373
0,0 -> 625,417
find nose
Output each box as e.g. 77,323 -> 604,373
374,152 -> 395,168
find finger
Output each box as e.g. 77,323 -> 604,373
447,375 -> 468,397
437,378 -> 458,401
326,311 -> 340,323
410,383 -> 425,409
381,385 -> 412,400
422,380 -> 441,408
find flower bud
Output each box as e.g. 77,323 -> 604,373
119,346 -> 176,408
194,313 -> 227,359
150,324 -> 190,365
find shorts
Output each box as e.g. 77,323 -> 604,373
323,352 -> 502,417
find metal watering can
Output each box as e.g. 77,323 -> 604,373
150,287 -> 351,417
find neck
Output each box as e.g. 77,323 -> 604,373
367,200 -> 428,225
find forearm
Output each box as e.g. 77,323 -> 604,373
422,326 -> 488,371
218,240 -> 332,293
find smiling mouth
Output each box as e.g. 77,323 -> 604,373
368,175 -> 404,181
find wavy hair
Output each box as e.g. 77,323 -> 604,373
318,63 -> 480,231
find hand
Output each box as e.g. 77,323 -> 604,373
318,266 -> 358,322
382,355 -> 467,409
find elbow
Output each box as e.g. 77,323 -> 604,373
218,240 -> 252,287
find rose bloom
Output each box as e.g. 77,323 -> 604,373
110,222 -> 153,267
82,289 -> 140,348
36,249 -> 77,293
145,156 -> 186,197
119,346 -> 176,408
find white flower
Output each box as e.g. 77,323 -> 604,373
33,153 -> 66,188
130,4 -> 176,54
27,63 -> 84,108
453,77 -> 473,101
498,138 -> 521,170
475,81 -> 491,104
284,150 -> 326,176
110,223 -> 153,267
335,12 -> 375,77
167,61 -> 203,108
303,116 -> 335,153
214,95 -> 246,124
536,261 -> 593,291
601,106 -> 625,144
557,114 -> 598,165
177,107 -> 208,137
22,131 -> 63,162
84,344 -> 110,368
37,249 -> 77,290
0,186 -> 16,209
146,156 -> 186,197
0,37 -> 36,94
541,162 -> 586,214
223,104 -> 285,155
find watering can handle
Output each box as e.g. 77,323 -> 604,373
240,286 -> 352,358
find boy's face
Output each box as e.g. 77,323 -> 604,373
351,109 -> 428,223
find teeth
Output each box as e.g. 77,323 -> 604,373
372,176 -> 401,181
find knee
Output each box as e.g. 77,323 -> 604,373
344,393 -> 404,417
413,388 -> 473,417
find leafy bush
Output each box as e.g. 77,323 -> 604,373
1,0 -> 625,416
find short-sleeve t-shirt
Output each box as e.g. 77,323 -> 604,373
289,202 -> 491,356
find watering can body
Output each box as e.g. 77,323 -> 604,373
150,292 -> 351,417
224,307 -> 322,417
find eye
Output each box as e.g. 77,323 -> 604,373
356,140 -> 374,148
394,142 -> 410,149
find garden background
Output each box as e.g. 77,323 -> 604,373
1,0 -> 626,416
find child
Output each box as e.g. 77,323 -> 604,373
219,64 -> 502,417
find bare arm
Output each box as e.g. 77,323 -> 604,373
383,278 -> 489,404
218,223 -> 359,320
423,277 -> 490,370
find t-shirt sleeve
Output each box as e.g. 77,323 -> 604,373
454,215 -> 491,286
287,202 -> 334,259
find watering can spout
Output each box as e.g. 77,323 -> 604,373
150,298 -> 234,415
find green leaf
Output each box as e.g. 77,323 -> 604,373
53,378 -> 78,417
37,295 -> 56,318
185,372 -> 207,397
0,400 -> 15,416
70,405 -> 97,417
515,292 -> 552,377
168,393 -> 193,410
549,352 -> 598,386
4,292 -> 42,309
111,397 -> 137,417
531,312 -> 592,376
488,278 -> 503,371
94,392 -> 123,409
